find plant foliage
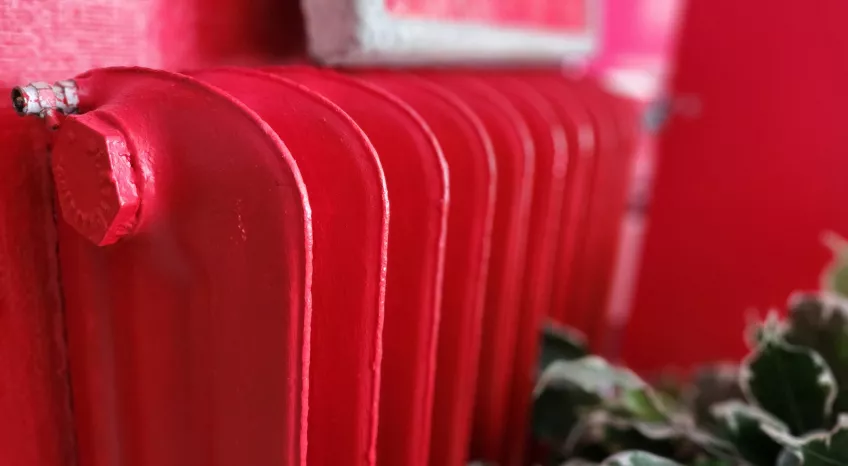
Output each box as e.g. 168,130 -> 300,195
533,293 -> 848,466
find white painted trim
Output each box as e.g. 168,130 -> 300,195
302,0 -> 600,65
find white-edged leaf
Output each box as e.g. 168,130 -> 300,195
785,291 -> 848,414
776,448 -> 802,466
600,451 -> 683,466
791,414 -> 848,466
710,400 -> 786,465
560,460 -> 599,466
535,356 -> 645,398
710,400 -> 786,433
760,422 -> 805,449
740,337 -> 837,434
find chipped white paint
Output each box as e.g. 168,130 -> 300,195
12,80 -> 78,117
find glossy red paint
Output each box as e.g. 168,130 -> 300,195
508,74 -> 597,464
553,81 -> 619,334
0,3 -> 306,460
491,74 -> 569,466
0,100 -> 76,466
52,114 -> 140,246
565,82 -> 638,348
361,72 -> 498,466
191,68 -> 388,466
424,73 -> 535,462
4,64 -> 639,466
264,66 -> 450,466
56,67 -> 312,466
545,77 -> 600,330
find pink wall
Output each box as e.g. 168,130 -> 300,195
623,0 -> 848,373
0,0 -> 303,86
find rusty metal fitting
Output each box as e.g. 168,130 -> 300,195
11,80 -> 79,129
51,112 -> 140,246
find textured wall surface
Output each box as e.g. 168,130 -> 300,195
0,0 -> 303,86
1,0 -> 155,84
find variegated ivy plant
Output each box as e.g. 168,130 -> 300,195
533,291 -> 848,466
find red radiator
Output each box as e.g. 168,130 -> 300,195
4,67 -> 639,466
0,0 -> 668,465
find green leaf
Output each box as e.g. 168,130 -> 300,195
582,412 -> 734,464
621,389 -> 668,423
536,356 -> 646,398
683,428 -> 739,463
541,321 -> 589,371
741,336 -> 837,434
795,427 -> 848,465
688,458 -> 736,466
533,382 -> 602,446
560,460 -> 600,466
710,400 -> 786,465
776,448 -> 802,466
535,357 -> 670,428
603,417 -> 734,462
600,451 -> 683,466
763,415 -> 848,466
784,292 -> 848,415
531,357 -> 654,454
603,420 -> 684,459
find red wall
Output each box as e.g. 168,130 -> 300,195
623,0 -> 848,373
